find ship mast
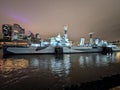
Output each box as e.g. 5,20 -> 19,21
89,32 -> 94,46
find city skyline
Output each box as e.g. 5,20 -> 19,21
0,0 -> 120,41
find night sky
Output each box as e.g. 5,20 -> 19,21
0,0 -> 120,41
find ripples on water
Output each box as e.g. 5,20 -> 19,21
0,52 -> 120,89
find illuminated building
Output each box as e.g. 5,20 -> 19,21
2,24 -> 12,41
2,24 -> 25,41
12,24 -> 25,41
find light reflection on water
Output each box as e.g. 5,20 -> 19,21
50,55 -> 71,76
0,59 -> 29,72
78,53 -> 115,67
0,52 -> 120,89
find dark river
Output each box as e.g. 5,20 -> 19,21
0,51 -> 120,90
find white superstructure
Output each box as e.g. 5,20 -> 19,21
50,25 -> 70,47
80,38 -> 85,46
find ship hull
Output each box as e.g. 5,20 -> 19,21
3,46 -> 103,55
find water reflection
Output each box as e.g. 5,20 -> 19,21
50,55 -> 71,76
0,52 -> 120,89
116,52 -> 120,62
78,53 -> 117,67
0,53 -> 120,76
0,59 -> 29,72
26,55 -> 71,76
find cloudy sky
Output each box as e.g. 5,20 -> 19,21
0,0 -> 120,41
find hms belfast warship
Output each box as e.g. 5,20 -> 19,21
1,24 -> 119,55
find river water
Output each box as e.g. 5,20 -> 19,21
0,51 -> 120,90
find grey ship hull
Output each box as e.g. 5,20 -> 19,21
3,46 -> 103,55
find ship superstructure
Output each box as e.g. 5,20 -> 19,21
50,25 -> 70,47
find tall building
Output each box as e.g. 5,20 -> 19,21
2,24 -> 12,41
12,24 -> 25,41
